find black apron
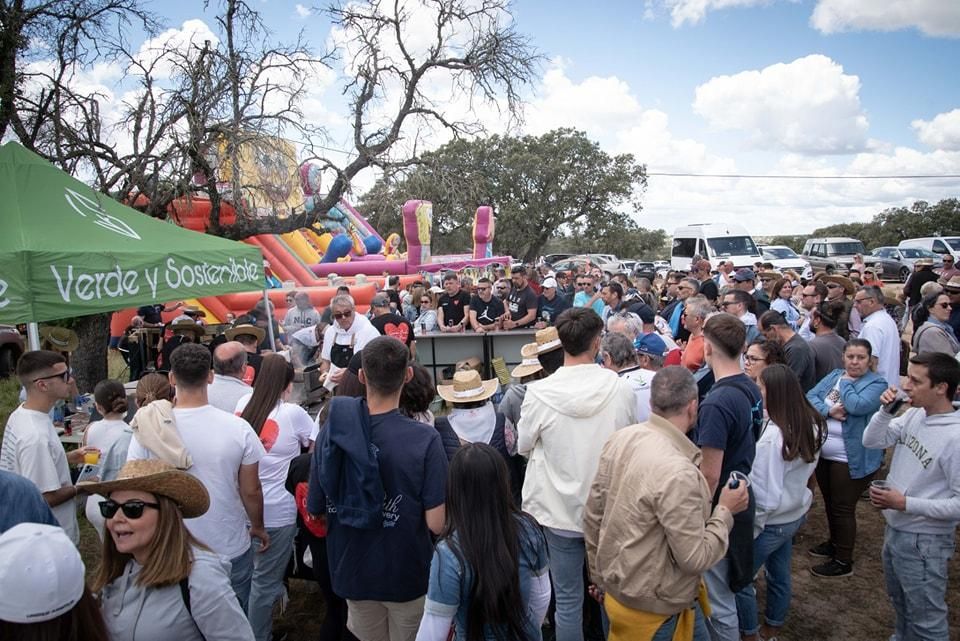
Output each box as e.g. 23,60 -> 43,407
329,332 -> 356,369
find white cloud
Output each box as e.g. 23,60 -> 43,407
655,0 -> 774,27
133,20 -> 219,81
693,54 -> 868,154
912,109 -> 960,150
294,4 -> 311,18
811,0 -> 960,37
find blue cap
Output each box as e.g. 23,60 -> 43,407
733,268 -> 756,282
634,332 -> 667,358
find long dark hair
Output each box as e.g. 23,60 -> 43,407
241,353 -> 293,435
442,443 -> 541,641
760,364 -> 825,463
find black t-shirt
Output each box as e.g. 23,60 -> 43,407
537,292 -> 571,325
506,285 -> 539,326
698,278 -> 719,302
694,373 -> 762,497
370,312 -> 415,348
438,290 -> 472,327
137,304 -> 164,325
470,295 -> 505,327
386,289 -> 402,310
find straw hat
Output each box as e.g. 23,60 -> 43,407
39,326 -> 79,352
535,326 -> 562,354
169,320 -> 205,338
758,270 -> 780,282
821,274 -> 856,297
511,342 -> 544,379
914,257 -> 935,267
436,370 -> 499,404
181,305 -> 206,318
79,459 -> 210,518
944,275 -> 960,291
226,323 -> 266,343
880,287 -> 901,307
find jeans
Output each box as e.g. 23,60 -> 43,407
703,558 -> 739,641
650,601 -> 710,641
815,458 -> 874,563
543,529 -> 586,641
248,524 -> 297,641
735,516 -> 806,635
230,544 -> 255,611
883,526 -> 955,641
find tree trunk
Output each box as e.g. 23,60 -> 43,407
71,313 -> 111,394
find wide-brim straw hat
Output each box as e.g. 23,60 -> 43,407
944,275 -> 960,291
437,370 -> 499,404
535,327 -> 562,354
181,305 -> 206,318
758,271 -> 781,281
880,287 -> 901,307
511,342 -> 544,379
226,323 -> 266,343
170,320 -> 205,338
821,274 -> 856,297
39,326 -> 79,352
79,459 -> 210,518
914,257 -> 935,267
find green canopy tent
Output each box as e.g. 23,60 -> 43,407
0,142 -> 265,346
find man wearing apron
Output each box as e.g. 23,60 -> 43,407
318,294 -> 382,390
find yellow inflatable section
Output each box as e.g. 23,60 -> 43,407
305,228 -> 332,254
281,231 -> 321,263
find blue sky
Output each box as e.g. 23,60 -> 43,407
83,1 -> 960,236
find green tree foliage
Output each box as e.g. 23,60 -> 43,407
360,129 -> 648,262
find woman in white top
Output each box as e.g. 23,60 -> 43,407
736,364 -> 825,641
235,354 -> 316,641
83,379 -> 133,539
770,279 -> 801,330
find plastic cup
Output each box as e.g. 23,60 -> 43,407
83,450 -> 100,465
871,479 -> 890,490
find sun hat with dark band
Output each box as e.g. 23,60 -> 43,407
79,459 -> 210,518
821,274 -> 856,297
511,342 -> 544,379
169,320 -> 205,338
437,370 -> 499,404
225,323 -> 266,344
535,327 -> 562,354
39,326 -> 79,352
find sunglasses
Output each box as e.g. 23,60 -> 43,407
333,311 -> 353,320
33,370 -> 70,384
936,302 -> 952,309
99,499 -> 161,519
720,301 -> 738,308
421,299 -> 431,303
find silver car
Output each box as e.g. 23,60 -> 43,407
870,247 -> 943,282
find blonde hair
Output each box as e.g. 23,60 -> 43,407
91,495 -> 207,591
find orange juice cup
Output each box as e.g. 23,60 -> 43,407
83,450 -> 100,465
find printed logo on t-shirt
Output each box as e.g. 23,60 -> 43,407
383,494 -> 402,528
383,322 -> 410,345
242,364 -> 256,386
259,418 -> 279,452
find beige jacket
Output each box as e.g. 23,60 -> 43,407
584,414 -> 733,615
129,400 -> 193,469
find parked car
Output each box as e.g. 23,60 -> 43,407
870,246 -> 943,282
0,324 -> 25,378
758,245 -> 812,280
549,257 -> 592,275
800,237 -> 878,275
544,253 -> 574,266
897,236 -> 960,262
620,259 -> 637,273
632,262 -> 657,282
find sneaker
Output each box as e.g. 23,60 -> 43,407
808,540 -> 835,558
810,559 -> 853,578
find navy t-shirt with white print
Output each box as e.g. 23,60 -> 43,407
321,410 -> 448,602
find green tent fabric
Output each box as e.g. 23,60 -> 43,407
0,142 -> 264,324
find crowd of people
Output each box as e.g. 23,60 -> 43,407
1,252 -> 959,641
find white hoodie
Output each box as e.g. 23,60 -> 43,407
517,363 -> 637,533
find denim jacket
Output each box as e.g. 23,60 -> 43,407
806,369 -> 886,479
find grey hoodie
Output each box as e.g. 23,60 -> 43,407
863,404 -> 960,534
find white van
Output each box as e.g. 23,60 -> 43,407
898,236 -> 960,262
671,223 -> 762,272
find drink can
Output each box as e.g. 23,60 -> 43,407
63,417 -> 72,436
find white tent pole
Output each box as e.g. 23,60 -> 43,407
27,322 -> 41,351
263,289 -> 276,351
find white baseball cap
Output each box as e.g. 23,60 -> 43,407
541,277 -> 558,289
0,523 -> 85,623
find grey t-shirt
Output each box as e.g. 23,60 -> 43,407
810,333 -> 846,383
784,333 -> 817,392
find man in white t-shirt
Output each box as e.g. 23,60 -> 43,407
319,294 -> 381,387
0,350 -> 96,545
855,285 -> 902,389
208,341 -> 252,413
126,343 -> 267,609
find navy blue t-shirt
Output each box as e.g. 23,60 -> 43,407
321,410 -> 448,602
693,373 -> 762,499
536,292 -> 571,325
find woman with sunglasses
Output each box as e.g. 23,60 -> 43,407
743,338 -> 785,383
235,354 -> 316,641
770,279 -> 801,330
415,443 -> 550,641
805,338 -> 886,578
736,365 -> 825,641
85,459 -> 255,641
911,292 -> 959,357
416,291 -> 439,334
